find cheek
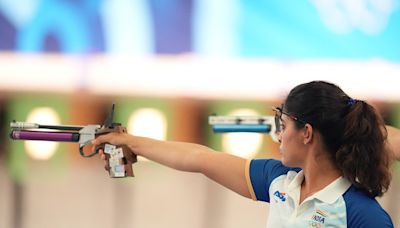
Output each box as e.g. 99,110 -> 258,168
280,143 -> 303,167
279,130 -> 295,147
279,130 -> 304,157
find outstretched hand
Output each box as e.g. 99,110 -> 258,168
91,132 -> 135,161
92,132 -> 128,149
92,132 -> 137,174
92,132 -> 116,161
92,132 -> 132,154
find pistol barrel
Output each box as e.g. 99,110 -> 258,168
10,130 -> 80,142
10,121 -> 83,131
212,124 -> 271,133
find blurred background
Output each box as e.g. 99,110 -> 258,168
1,0 -> 400,227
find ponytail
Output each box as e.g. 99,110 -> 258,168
336,100 -> 391,197
285,81 -> 392,197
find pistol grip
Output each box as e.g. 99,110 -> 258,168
97,143 -> 137,178
95,125 -> 137,178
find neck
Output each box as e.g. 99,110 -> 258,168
300,151 -> 341,203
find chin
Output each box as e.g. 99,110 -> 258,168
281,157 -> 288,166
282,161 -> 290,167
281,158 -> 296,168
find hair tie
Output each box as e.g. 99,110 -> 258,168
347,98 -> 357,107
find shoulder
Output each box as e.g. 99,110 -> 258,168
249,159 -> 300,178
247,159 -> 300,202
343,186 -> 393,228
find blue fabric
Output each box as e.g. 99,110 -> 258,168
344,186 -> 394,228
249,159 -> 299,202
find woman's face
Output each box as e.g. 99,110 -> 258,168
278,115 -> 307,168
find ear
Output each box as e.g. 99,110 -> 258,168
303,123 -> 313,145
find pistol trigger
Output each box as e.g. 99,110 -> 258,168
95,145 -> 103,154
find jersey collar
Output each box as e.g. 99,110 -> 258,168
287,170 -> 352,204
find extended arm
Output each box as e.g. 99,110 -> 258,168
387,125 -> 400,161
92,133 -> 252,198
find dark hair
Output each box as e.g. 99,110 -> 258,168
284,81 -> 391,197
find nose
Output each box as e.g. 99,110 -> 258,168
277,131 -> 282,143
